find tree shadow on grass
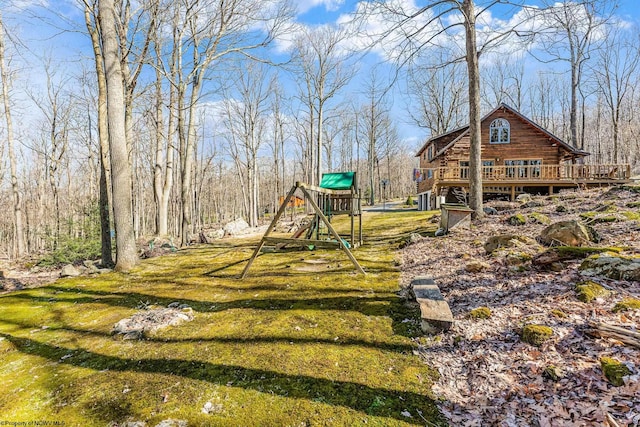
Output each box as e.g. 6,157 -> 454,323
9,285 -> 402,318
0,317 -> 416,354
0,332 -> 446,426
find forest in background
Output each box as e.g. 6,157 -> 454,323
0,0 -> 638,266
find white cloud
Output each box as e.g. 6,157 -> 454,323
293,0 -> 345,15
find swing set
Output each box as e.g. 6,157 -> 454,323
240,172 -> 364,278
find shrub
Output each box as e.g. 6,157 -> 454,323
37,236 -> 102,267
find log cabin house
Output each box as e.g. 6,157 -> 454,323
415,103 -> 632,210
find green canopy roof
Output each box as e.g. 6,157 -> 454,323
319,172 -> 355,190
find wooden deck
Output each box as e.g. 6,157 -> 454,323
421,163 -> 632,201
429,163 -> 631,186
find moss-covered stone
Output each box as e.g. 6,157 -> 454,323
626,201 -> 640,209
507,214 -> 527,226
622,211 -> 640,220
579,212 -> 619,223
575,281 -> 610,303
550,309 -> 567,318
612,298 -> 640,313
521,324 -> 553,346
556,246 -> 623,258
623,185 -> 640,194
505,252 -> 532,266
465,260 -> 490,272
528,212 -> 551,225
600,357 -> 632,386
469,307 -> 492,319
579,254 -> 640,281
543,365 -> 564,381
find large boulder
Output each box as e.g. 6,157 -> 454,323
224,218 -> 250,236
579,254 -> 640,281
539,220 -> 600,247
60,264 -> 81,277
484,234 -> 534,254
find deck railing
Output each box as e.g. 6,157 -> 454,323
425,164 -> 631,183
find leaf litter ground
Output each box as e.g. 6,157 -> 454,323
401,187 -> 639,427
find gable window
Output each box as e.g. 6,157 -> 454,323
490,118 -> 510,144
427,145 -> 434,161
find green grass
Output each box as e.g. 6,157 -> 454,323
0,210 -> 446,426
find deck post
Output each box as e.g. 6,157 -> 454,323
548,185 -> 553,196
510,185 -> 516,201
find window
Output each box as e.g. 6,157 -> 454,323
490,118 -> 510,144
427,145 -> 434,161
427,169 -> 433,179
459,161 -> 469,179
482,160 -> 495,179
505,159 -> 541,178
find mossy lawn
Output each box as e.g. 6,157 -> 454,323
0,209 -> 445,426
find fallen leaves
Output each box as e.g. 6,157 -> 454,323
402,187 -> 640,426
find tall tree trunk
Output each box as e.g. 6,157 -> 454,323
99,0 -> 137,272
463,0 -> 483,218
85,3 -> 114,266
0,11 -> 25,257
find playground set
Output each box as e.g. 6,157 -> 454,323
241,172 -> 364,278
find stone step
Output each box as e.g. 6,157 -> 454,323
410,276 -> 454,334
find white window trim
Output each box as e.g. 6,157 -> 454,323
489,118 -> 510,144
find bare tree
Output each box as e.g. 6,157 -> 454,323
355,0 -> 528,217
29,61 -> 74,249
291,25 -> 355,186
0,10 -> 25,257
592,25 -> 639,164
481,56 -> 525,111
153,0 -> 292,245
405,51 -> 467,136
358,71 -> 389,205
84,0 -> 114,266
222,62 -> 272,227
528,0 -> 617,148
98,0 -> 137,271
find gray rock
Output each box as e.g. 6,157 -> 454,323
579,255 -> 640,281
224,218 -> 250,236
155,420 -> 187,427
113,307 -> 195,339
207,229 -> 224,240
516,193 -> 532,203
484,234 -> 534,254
539,220 -> 600,247
465,260 -> 491,272
60,264 -> 82,277
523,200 -> 544,208
483,207 -> 499,215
